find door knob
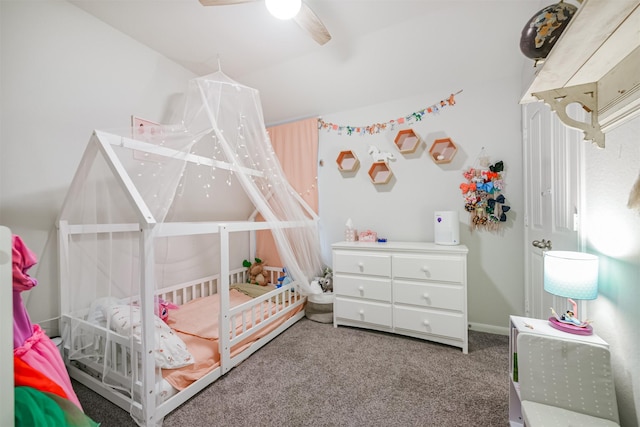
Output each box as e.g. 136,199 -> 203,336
532,239 -> 552,250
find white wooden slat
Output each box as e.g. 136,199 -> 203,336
109,133 -> 264,178
63,264 -> 305,421
95,131 -> 157,227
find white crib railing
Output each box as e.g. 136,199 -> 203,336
62,265 -> 303,419
156,266 -> 285,305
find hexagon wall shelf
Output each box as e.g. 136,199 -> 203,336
394,129 -> 421,154
336,150 -> 360,172
429,138 -> 458,164
368,161 -> 393,184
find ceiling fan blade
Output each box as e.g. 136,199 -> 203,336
293,2 -> 331,45
199,0 -> 258,6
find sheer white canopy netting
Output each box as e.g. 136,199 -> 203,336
63,71 -> 324,297
173,70 -> 325,291
59,71 -> 323,425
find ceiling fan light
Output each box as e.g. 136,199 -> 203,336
265,0 -> 301,20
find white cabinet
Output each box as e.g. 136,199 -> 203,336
508,315 -> 608,427
332,241 -> 469,353
520,0 -> 640,147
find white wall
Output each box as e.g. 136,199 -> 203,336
1,0 -> 536,338
0,0 -> 196,336
318,73 -> 525,332
2,0 -> 636,422
584,117 -> 640,426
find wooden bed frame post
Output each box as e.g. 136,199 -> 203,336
219,224 -> 231,374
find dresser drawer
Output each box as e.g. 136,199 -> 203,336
334,274 -> 391,302
392,254 -> 464,283
394,306 -> 465,339
394,280 -> 463,311
335,297 -> 392,327
333,251 -> 391,277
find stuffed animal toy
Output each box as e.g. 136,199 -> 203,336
318,266 -> 333,293
243,258 -> 267,286
277,267 -> 292,288
156,298 -> 178,323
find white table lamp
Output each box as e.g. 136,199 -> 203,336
543,250 -> 598,335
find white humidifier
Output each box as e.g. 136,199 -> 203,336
434,211 -> 460,245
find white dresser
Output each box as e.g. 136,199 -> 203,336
332,241 -> 469,353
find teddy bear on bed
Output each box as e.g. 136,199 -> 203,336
243,257 -> 267,286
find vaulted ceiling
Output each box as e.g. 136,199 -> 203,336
69,0 -> 544,124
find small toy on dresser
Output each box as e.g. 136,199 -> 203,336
359,230 -> 377,242
243,258 -> 267,286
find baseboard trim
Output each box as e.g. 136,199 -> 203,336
468,322 -> 509,336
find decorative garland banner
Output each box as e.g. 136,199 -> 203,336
318,89 -> 462,136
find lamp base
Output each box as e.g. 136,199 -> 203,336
548,317 -> 593,335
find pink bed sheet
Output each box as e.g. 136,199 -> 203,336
162,289 -> 303,390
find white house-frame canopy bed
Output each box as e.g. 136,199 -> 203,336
57,72 -> 324,426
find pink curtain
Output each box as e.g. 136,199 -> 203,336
256,117 -> 318,269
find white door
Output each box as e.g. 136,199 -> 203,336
522,101 -> 585,320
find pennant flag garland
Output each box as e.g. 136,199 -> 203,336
318,90 -> 463,136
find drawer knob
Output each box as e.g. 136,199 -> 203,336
358,286 -> 364,292
421,266 -> 429,272
358,262 -> 364,269
423,320 -> 430,326
359,309 -> 365,316
422,293 -> 429,299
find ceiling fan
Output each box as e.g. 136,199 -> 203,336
198,0 -> 332,45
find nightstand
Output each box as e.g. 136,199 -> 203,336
508,315 -> 608,427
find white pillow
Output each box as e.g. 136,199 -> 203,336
87,297 -> 120,327
106,304 -> 194,369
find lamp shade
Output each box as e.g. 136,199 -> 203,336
543,251 -> 598,300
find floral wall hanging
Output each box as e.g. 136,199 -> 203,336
459,153 -> 511,232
